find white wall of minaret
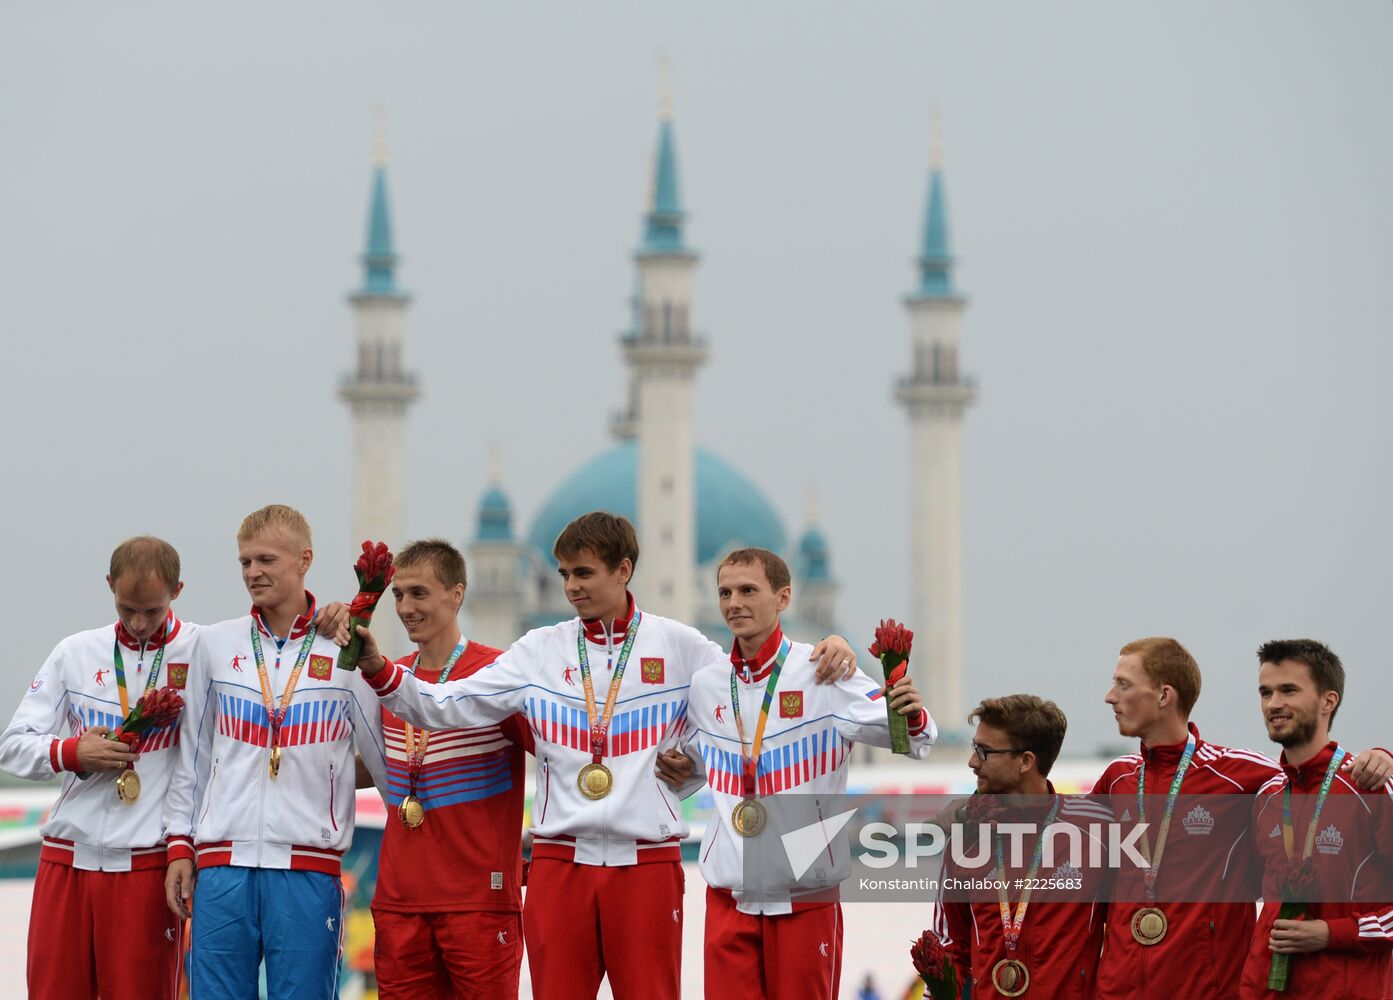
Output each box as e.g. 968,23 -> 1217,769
896,118 -> 975,731
626,66 -> 706,624
340,118 -> 417,656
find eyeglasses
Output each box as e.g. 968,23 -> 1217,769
971,741 -> 1026,762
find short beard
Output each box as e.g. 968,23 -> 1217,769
1273,713 -> 1318,749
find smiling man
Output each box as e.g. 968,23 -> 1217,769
0,537 -> 194,1000
369,539 -> 533,999
673,547 -> 935,1000
354,512 -> 858,1000
163,504 -> 389,1000
1239,640 -> 1393,999
1093,637 -> 1393,999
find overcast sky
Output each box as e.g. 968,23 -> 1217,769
2,2 -> 1389,758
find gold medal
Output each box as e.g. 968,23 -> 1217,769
1131,906 -> 1168,946
577,762 -> 613,800
731,798 -> 767,837
268,744 -> 281,780
398,795 -> 426,828
991,958 -> 1030,996
116,768 -> 141,804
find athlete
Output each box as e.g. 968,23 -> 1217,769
370,539 -> 533,999
163,504 -> 389,999
354,512 -> 858,999
1239,639 -> 1393,999
1093,636 -> 1392,998
0,538 -> 193,1000
934,694 -> 1112,998
675,547 -> 935,1000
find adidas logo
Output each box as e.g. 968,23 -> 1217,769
1269,825 -> 1281,839
1182,805 -> 1214,836
1120,809 -> 1132,823
1316,824 -> 1344,856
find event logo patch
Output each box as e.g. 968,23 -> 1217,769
780,691 -> 804,719
641,658 -> 665,684
309,655 -> 333,681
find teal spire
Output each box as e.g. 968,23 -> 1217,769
913,113 -> 955,298
641,60 -> 687,255
797,524 -> 831,582
360,114 -> 403,296
476,446 -> 513,541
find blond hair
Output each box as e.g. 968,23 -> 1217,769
238,504 -> 312,549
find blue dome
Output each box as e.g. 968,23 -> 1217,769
526,440 -> 786,565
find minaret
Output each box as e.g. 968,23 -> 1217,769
340,114 -> 418,655
895,113 -> 976,730
621,60 -> 707,621
466,447 -> 526,650
793,490 -> 838,637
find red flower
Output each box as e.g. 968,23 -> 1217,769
869,619 -> 914,660
910,928 -> 959,1000
115,731 -> 139,747
1276,857 -> 1318,902
354,540 -> 395,589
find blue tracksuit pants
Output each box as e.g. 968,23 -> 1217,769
189,866 -> 343,999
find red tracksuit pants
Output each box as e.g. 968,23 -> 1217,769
29,860 -> 183,1000
703,887 -> 842,1000
372,908 -> 523,999
522,858 -> 683,999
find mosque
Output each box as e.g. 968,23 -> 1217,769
338,84 -> 976,727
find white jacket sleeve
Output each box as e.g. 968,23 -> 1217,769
828,669 -> 936,759
348,670 -> 389,798
0,640 -> 78,780
364,642 -> 532,731
163,631 -> 216,861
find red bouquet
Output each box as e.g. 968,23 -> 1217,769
1268,858 -> 1319,992
337,540 -> 395,671
869,618 -> 914,754
910,928 -> 960,1000
78,686 -> 184,779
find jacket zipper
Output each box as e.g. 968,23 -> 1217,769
538,758 -> 550,824
256,736 -> 269,866
329,761 -> 338,832
197,758 -> 219,825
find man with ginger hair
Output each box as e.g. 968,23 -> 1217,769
0,537 -> 194,1000
164,504 -> 389,1000
1093,636 -> 1392,999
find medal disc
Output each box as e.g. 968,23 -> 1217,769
1131,906 -> 1168,946
399,795 -> 426,829
116,769 -> 141,804
991,958 -> 1030,996
268,745 -> 282,780
577,763 -> 613,800
731,799 -> 767,837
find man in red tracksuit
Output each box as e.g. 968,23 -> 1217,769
1094,636 -> 1393,998
936,694 -> 1111,998
1239,639 -> 1393,999
369,539 -> 534,999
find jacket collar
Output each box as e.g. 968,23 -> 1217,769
252,591 -> 317,641
115,614 -> 179,650
1280,740 -> 1339,787
581,592 -> 636,646
731,626 -> 786,684
1141,721 -> 1204,766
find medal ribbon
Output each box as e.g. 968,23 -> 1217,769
1135,731 -> 1197,902
991,795 -> 1063,955
729,639 -> 793,798
113,621 -> 170,720
403,642 -> 467,795
249,619 -> 319,755
1282,746 -> 1346,861
576,610 -> 643,766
